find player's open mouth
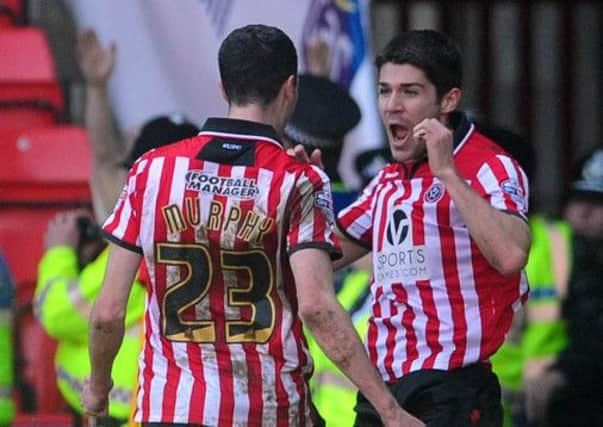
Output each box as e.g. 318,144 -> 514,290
390,124 -> 409,143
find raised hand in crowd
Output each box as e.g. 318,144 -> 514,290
76,28 -> 128,223
77,28 -> 116,87
43,210 -> 84,250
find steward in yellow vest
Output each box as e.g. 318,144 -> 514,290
35,212 -> 145,426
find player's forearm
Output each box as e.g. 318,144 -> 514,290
332,229 -> 370,271
301,300 -> 400,421
85,84 -> 128,222
439,170 -> 530,274
88,303 -> 125,392
90,168 -> 127,222
87,245 -> 140,390
85,84 -> 123,163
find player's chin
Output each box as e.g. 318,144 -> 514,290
390,152 -> 408,163
389,144 -> 411,163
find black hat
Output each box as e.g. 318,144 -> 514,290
569,147 -> 603,204
355,147 -> 392,187
284,74 -> 361,149
123,114 -> 200,168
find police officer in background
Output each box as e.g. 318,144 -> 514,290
283,72 -> 361,213
527,147 -> 603,427
477,124 -> 570,427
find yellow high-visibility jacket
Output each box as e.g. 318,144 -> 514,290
307,268 -> 371,427
35,246 -> 146,421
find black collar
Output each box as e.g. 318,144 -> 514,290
449,111 -> 473,150
200,117 -> 283,147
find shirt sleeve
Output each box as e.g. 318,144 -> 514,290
476,153 -> 529,220
102,158 -> 148,253
336,172 -> 381,249
287,165 -> 341,260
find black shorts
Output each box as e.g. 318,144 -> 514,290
353,363 -> 502,427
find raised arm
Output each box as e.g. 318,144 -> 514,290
291,248 -> 423,427
415,118 -> 531,275
77,29 -> 128,222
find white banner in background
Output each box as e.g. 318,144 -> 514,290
299,0 -> 382,188
65,0 -> 382,188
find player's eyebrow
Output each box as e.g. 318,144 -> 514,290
378,82 -> 425,89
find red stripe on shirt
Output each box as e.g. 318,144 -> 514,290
140,310 -> 153,420
375,183 -> 398,253
187,344 -> 206,424
437,193 -> 467,369
156,157 -> 181,420
367,287 -> 383,369
382,288 -> 401,380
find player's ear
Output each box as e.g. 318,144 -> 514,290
218,81 -> 229,104
440,87 -> 462,114
282,75 -> 297,104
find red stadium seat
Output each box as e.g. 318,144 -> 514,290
0,126 -> 92,203
0,128 -> 91,420
0,207 -> 69,292
13,309 -> 66,415
0,27 -> 64,128
0,100 -> 61,129
0,125 -> 92,316
4,214 -> 69,417
12,413 -> 73,427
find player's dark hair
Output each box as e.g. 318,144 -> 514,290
219,24 -> 298,107
375,29 -> 462,99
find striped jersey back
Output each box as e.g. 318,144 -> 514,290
103,118 -> 340,426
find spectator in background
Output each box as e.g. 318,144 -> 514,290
284,38 -> 362,213
526,146 -> 603,427
479,124 -> 570,427
76,28 -> 200,222
0,251 -> 16,427
34,209 -> 142,427
81,24 -> 417,427
32,28 -> 200,427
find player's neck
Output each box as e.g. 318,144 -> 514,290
228,104 -> 284,133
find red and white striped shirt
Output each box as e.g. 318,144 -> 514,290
103,118 -> 340,426
337,115 -> 529,382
